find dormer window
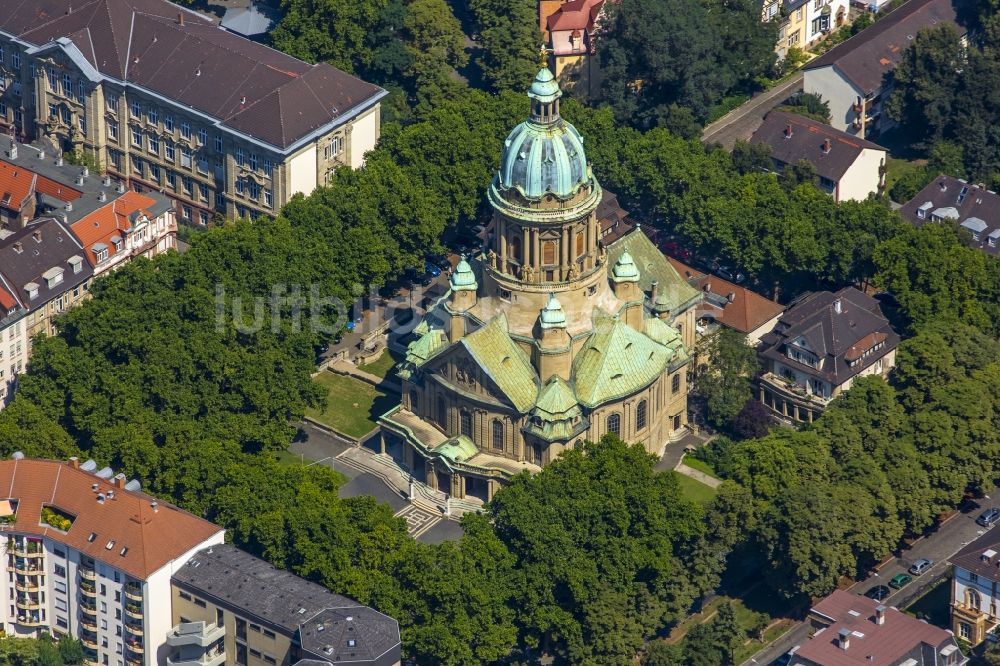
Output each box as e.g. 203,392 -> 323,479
92,243 -> 108,264
68,255 -> 83,274
24,282 -> 38,300
42,267 -> 63,288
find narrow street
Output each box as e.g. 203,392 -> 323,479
743,490 -> 1000,665
702,73 -> 804,150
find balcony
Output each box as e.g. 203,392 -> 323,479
80,600 -> 97,616
81,635 -> 98,650
124,582 -> 143,602
8,539 -> 43,557
79,566 -> 97,582
16,613 -> 43,626
15,576 -> 40,592
125,602 -> 144,620
126,640 -> 145,655
10,559 -> 42,574
166,622 -> 226,648
166,649 -> 225,666
80,617 -> 98,633
79,581 -> 97,598
16,596 -> 41,610
126,658 -> 143,666
125,620 -> 144,637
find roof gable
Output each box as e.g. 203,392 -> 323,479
458,314 -> 539,412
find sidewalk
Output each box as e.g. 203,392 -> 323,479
675,463 -> 722,488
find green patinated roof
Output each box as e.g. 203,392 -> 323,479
403,326 -> 448,370
643,317 -> 681,347
573,314 -> 674,407
528,68 -> 561,103
460,313 -> 539,412
526,376 -> 586,442
612,249 -> 640,283
607,229 -> 700,312
450,257 -> 477,291
539,293 -> 567,329
534,376 -> 578,417
436,435 -> 479,464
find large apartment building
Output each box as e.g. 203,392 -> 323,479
0,0 -> 387,224
169,545 -> 401,666
0,456 -> 226,666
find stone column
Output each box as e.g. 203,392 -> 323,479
427,463 -> 438,490
378,431 -> 386,455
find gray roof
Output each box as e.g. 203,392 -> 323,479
751,111 -> 886,182
0,217 -> 94,312
298,607 -> 402,666
0,136 -> 170,225
759,287 -> 899,386
1,0 -> 386,151
221,4 -> 275,37
172,545 -> 400,666
804,0 -> 968,95
898,175 -> 1000,255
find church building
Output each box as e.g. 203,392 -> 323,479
379,70 -> 701,502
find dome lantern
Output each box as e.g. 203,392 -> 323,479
539,293 -> 567,330
612,249 -> 640,283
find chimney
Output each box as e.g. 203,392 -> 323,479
838,628 -> 851,650
75,175 -> 84,186
65,201 -> 73,212
650,280 -> 659,302
12,241 -> 22,254
81,166 -> 89,178
116,182 -> 125,194
113,474 -> 126,489
32,230 -> 41,243
784,123 -> 793,138
69,456 -> 80,469
38,149 -> 44,160
56,154 -> 64,166
150,500 -> 158,513
821,138 -> 832,154
833,298 -> 842,314
98,191 -> 107,202
102,175 -> 111,187
8,143 -> 17,160
939,180 -> 947,192
874,605 -> 886,626
107,490 -> 114,500
727,292 -> 736,303
178,12 -> 185,26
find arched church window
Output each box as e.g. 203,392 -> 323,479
543,241 -> 556,265
438,396 -> 447,428
636,400 -> 647,431
510,235 -> 522,263
576,231 -> 585,258
492,420 -> 504,450
607,413 -> 621,437
531,443 -> 544,465
672,374 -> 681,394
460,410 -> 472,438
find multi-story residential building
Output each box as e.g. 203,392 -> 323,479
169,544 -> 401,666
750,111 -> 888,202
949,530 -> 1000,645
803,0 -> 966,138
773,0 -> 849,59
789,589 -> 967,666
757,287 -> 899,423
898,175 -> 1000,255
0,0 -> 387,224
0,217 -> 93,407
540,0 -> 604,96
666,257 -> 786,347
70,190 -> 176,277
0,456 -> 226,666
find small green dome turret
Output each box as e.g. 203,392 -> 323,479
450,256 -> 477,292
539,293 -> 567,330
612,249 -> 640,283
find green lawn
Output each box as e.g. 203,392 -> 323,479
883,156 -> 928,194
306,372 -> 397,439
672,471 -> 718,505
667,594 -> 789,660
357,348 -> 402,380
681,455 -> 720,479
273,449 -> 303,467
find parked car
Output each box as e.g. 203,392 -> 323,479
863,584 -> 891,601
716,265 -> 747,284
977,507 -> 1000,527
889,573 -> 912,589
660,240 -> 692,262
908,558 -> 933,576
424,260 -> 441,278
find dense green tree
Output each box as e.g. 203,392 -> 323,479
488,435 -> 711,664
270,0 -> 392,73
886,26 -> 965,147
466,0 -> 540,92
695,329 -> 760,430
730,140 -> 772,175
56,638 -> 84,666
642,641 -> 683,666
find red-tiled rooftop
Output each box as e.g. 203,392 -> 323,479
667,257 -> 785,334
70,191 -> 158,266
0,458 -> 223,580
794,590 -> 957,666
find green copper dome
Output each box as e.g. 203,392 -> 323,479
496,69 -> 590,200
612,250 -> 640,283
539,293 -> 567,329
450,257 -> 477,291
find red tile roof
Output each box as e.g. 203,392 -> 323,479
0,160 -> 80,213
548,0 -> 604,32
795,590 -> 957,666
667,257 -> 785,334
70,191 -> 158,267
0,458 -> 223,580
0,282 -> 18,311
